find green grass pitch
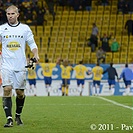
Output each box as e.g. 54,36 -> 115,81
0,96 -> 132,133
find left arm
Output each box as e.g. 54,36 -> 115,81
32,48 -> 39,62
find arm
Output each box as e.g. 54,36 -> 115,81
32,48 -> 39,62
103,69 -> 107,74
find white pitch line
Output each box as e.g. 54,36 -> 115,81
97,96 -> 133,110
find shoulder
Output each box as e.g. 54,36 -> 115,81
19,23 -> 31,30
0,23 -> 8,28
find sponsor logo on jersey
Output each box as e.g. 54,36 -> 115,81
7,41 -> 21,51
4,35 -> 23,38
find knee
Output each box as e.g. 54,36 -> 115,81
16,89 -> 24,99
3,86 -> 12,97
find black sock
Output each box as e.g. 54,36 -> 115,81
2,97 -> 12,118
16,96 -> 25,116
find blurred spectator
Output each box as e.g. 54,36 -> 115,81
95,0 -> 109,6
125,16 -> 133,36
0,3 -> 7,24
96,47 -> 106,64
22,0 -> 31,8
117,0 -> 126,14
87,34 -> 98,52
100,33 -> 111,52
45,0 -> 55,17
71,0 -> 82,11
92,23 -> 99,36
82,0 -> 92,11
127,0 -> 133,14
111,39 -> 120,52
24,9 -> 35,25
36,5 -> 47,25
5,0 -> 13,7
36,7 -> 46,25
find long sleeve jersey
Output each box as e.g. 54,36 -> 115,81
0,22 -> 37,71
103,66 -> 118,80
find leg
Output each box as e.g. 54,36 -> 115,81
62,84 -> 65,96
15,89 -> 25,125
2,86 -> 13,127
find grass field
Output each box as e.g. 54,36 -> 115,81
0,96 -> 132,133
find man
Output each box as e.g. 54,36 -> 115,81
40,58 -> 60,96
73,61 -> 89,96
110,38 -> 120,52
96,47 -> 106,64
89,63 -> 103,96
103,63 -> 118,94
0,5 -> 39,127
60,59 -> 73,96
125,16 -> 133,36
119,64 -> 133,95
27,59 -> 37,96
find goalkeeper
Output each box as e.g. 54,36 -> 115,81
0,5 -> 39,128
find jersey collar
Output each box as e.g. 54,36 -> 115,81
8,22 -> 20,27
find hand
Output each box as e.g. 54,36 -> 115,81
33,55 -> 39,63
25,58 -> 37,69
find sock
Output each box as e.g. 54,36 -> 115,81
16,96 -> 25,116
34,86 -> 37,95
48,86 -> 52,93
2,97 -> 12,118
80,87 -> 84,94
96,88 -> 100,95
92,87 -> 96,95
66,86 -> 68,96
126,87 -> 130,94
111,87 -> 115,94
77,86 -> 81,93
62,87 -> 65,93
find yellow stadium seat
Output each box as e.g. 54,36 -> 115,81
61,53 -> 68,59
62,47 -> 69,53
58,31 -> 66,37
36,30 -> 44,36
75,58 -> 83,64
119,58 -> 127,63
112,58 -> 119,64
48,47 -> 55,52
69,48 -> 77,53
47,53 -> 54,61
54,53 -> 61,60
57,37 -> 64,43
113,52 -> 120,58
65,32 -> 72,38
53,20 -> 60,26
69,58 -> 75,64
127,58 -> 133,64
63,42 -> 71,48
67,20 -> 75,26
91,52 -> 97,59
56,42 -> 64,48
64,36 -> 71,43
71,36 -> 79,42
69,53 -> 76,60
84,52 -> 90,58
66,25 -> 73,32
90,58 -> 97,64
71,42 -> 77,48
120,52 -> 127,59
76,53 -> 83,59
121,47 -> 128,52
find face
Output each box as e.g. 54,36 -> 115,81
6,8 -> 19,25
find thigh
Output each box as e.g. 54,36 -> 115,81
14,70 -> 26,89
1,68 -> 13,87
